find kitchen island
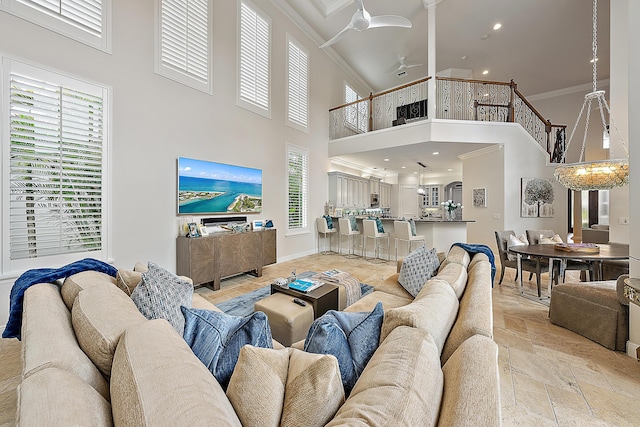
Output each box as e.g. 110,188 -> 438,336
330,216 -> 473,259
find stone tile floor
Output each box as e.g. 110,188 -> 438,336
1,253 -> 639,426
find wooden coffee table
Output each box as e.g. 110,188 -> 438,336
271,282 -> 339,319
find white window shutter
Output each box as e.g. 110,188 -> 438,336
8,66 -> 105,263
239,0 -> 270,115
287,145 -> 308,233
287,35 -> 308,130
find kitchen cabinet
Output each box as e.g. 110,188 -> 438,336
420,185 -> 442,207
328,172 -> 370,208
380,183 -> 392,208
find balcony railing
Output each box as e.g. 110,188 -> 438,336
329,76 -> 567,163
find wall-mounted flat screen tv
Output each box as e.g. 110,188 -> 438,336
178,157 -> 262,215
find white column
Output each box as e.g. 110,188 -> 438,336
425,1 -> 436,118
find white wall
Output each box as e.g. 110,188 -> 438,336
0,0 -> 362,325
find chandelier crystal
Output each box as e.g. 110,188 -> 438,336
554,0 -> 629,192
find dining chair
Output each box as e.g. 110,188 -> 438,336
526,229 -> 592,282
394,220 -> 426,261
494,230 -> 543,291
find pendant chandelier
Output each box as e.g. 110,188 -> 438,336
553,0 -> 629,192
416,162 -> 426,194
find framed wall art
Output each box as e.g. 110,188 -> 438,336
521,177 -> 555,218
472,188 -> 487,208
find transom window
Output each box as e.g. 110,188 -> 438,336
155,0 -> 212,94
238,0 -> 270,118
1,0 -> 111,51
286,34 -> 309,131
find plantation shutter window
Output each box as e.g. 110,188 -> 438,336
286,35 -> 308,130
287,144 -> 308,235
6,61 -> 107,269
238,0 -> 270,116
2,0 -> 110,51
156,0 -> 212,93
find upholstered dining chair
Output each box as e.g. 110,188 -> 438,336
526,229 -> 592,282
494,230 -> 544,291
394,220 -> 426,261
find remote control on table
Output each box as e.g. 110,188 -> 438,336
293,298 -> 307,307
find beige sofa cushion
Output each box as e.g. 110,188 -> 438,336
439,335 -> 500,426
60,271 -> 116,310
327,326 -> 443,427
441,258 -> 493,364
226,346 -> 344,427
111,319 -> 242,427
468,252 -> 490,271
380,278 -> 459,352
438,245 -> 470,270
21,283 -> 110,401
435,262 -> 468,299
72,285 -> 147,378
192,293 -> 222,311
373,273 -> 413,299
227,346 -> 289,427
17,367 -> 112,427
281,349 -> 344,427
344,290 -> 412,313
115,269 -> 142,296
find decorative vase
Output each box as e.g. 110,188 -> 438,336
446,209 -> 456,221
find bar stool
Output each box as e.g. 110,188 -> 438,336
316,217 -> 337,254
394,220 -> 426,261
362,219 -> 389,263
338,217 -> 362,258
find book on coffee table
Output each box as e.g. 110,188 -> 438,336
288,278 -> 324,293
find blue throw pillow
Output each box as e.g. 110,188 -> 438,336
375,217 -> 384,233
349,215 -> 358,232
323,215 -> 334,229
181,307 -> 273,389
303,302 -> 383,395
409,218 -> 417,236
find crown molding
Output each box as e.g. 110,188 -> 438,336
527,79 -> 610,102
270,0 -> 373,93
458,144 -> 503,160
330,157 -> 387,179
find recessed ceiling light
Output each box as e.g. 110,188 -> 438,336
447,168 -> 453,172
493,23 -> 502,30
413,171 -> 418,174
482,70 -> 489,75
481,34 -> 490,40
432,152 -> 439,155
461,55 -> 468,61
401,166 -> 406,169
383,158 -> 389,162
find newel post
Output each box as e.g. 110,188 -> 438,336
368,92 -> 373,132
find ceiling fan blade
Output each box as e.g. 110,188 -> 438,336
369,15 -> 412,29
405,63 -> 423,69
319,23 -> 353,48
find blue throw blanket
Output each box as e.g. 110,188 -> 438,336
451,243 -> 496,287
3,258 -> 118,340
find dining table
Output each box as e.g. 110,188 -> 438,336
509,243 -> 629,300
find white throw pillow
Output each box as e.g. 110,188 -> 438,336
539,234 -> 563,244
506,234 -> 528,261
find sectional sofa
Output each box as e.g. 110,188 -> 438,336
15,245 -> 500,426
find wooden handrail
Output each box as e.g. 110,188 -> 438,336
435,76 -> 513,86
329,77 -> 431,112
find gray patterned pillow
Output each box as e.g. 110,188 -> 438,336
398,246 -> 440,297
131,262 -> 193,335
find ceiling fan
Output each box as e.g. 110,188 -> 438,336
392,56 -> 423,78
319,0 -> 412,49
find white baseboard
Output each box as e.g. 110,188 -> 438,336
277,248 -> 317,264
626,340 -> 640,360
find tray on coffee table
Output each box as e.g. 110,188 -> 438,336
271,282 -> 339,319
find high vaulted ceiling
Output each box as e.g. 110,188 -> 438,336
286,0 -> 610,96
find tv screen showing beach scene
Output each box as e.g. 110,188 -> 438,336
178,157 -> 262,215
